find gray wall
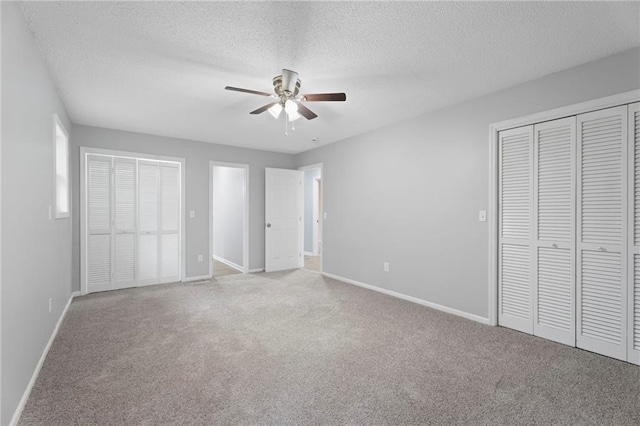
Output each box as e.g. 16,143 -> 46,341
303,168 -> 321,254
70,125 -> 295,289
296,47 -> 640,319
1,3 -> 73,424
212,166 -> 244,268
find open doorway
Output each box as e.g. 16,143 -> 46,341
209,162 -> 249,277
299,164 -> 323,273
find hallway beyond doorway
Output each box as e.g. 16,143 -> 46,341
304,255 -> 321,273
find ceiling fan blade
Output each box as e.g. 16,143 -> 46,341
302,93 -> 347,102
225,86 -> 273,97
250,102 -> 279,115
297,103 -> 318,120
281,69 -> 299,95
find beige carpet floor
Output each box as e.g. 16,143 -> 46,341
19,269 -> 640,425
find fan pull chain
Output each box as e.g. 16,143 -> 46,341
284,113 -> 288,136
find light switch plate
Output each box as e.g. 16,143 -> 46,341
190,210 -> 195,218
479,210 -> 487,222
323,212 -> 327,219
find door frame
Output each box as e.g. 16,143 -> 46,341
80,147 -> 186,295
313,177 -> 322,255
488,90 -> 640,326
209,161 -> 250,276
298,163 -> 324,273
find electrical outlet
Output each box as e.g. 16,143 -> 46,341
48,298 -> 52,313
323,212 -> 327,219
198,254 -> 203,262
383,262 -> 389,272
479,210 -> 487,222
190,210 -> 195,218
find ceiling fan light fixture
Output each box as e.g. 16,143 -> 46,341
287,110 -> 301,121
268,103 -> 283,119
285,100 -> 301,121
284,100 -> 298,114
225,68 -> 345,128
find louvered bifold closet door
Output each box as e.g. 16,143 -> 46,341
138,160 -> 160,286
87,155 -> 113,293
533,117 -> 576,345
113,158 -> 137,289
628,102 -> 640,365
159,163 -> 180,283
577,105 -> 628,361
499,125 -> 534,334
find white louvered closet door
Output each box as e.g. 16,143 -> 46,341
113,158 -> 137,290
533,117 -> 576,345
138,160 -> 160,286
628,102 -> 640,365
87,155 -> 113,293
498,125 -> 534,334
577,105 -> 628,361
159,163 -> 180,283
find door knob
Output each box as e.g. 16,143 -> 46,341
552,243 -> 558,248
266,223 -> 271,228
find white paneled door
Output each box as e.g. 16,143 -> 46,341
628,102 -> 640,365
533,117 -> 576,346
265,168 -> 303,272
498,125 -> 534,334
137,160 -> 160,286
113,158 -> 137,290
84,153 -> 182,293
576,106 -> 628,361
160,163 -> 181,283
87,155 -> 113,293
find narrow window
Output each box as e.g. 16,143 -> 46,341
54,114 -> 69,218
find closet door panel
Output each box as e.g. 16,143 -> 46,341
159,163 -> 180,283
499,126 -> 534,334
577,105 -> 628,361
87,155 -> 113,293
113,158 -> 137,289
533,117 -> 575,345
138,161 -> 160,285
628,102 -> 640,365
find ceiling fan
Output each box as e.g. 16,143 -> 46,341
225,69 -> 346,122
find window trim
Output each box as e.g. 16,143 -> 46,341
53,114 -> 70,219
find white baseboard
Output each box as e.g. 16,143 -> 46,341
321,272 -> 491,325
10,291 -> 80,426
248,268 -> 264,273
303,251 -> 314,256
212,255 -> 244,273
182,275 -> 212,283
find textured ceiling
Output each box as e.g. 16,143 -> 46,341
20,1 -> 640,154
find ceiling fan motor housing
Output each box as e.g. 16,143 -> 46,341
273,71 -> 301,99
